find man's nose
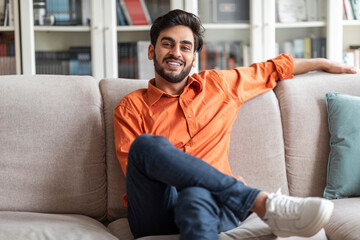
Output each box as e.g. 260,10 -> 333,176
169,44 -> 181,58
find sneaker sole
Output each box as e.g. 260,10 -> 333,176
273,200 -> 334,238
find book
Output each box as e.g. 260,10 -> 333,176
69,46 -> 92,75
120,0 -> 151,25
144,0 -> 170,23
116,0 -> 127,25
350,0 -> 360,20
277,0 -> 307,23
81,0 -> 91,26
199,41 -> 244,71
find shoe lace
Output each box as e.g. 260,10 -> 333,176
267,189 -> 302,218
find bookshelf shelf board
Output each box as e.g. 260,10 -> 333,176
342,20 -> 360,26
203,23 -> 250,30
117,25 -> 151,32
275,21 -> 326,29
34,26 -> 91,32
0,26 -> 15,32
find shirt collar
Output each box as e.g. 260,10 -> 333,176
146,76 -> 203,107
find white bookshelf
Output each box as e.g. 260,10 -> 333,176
0,0 -> 21,75
14,0 -> 360,78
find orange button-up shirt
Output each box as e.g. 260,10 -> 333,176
114,54 -> 294,178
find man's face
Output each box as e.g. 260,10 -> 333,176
149,25 -> 197,84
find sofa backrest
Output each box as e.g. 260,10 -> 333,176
100,78 -> 149,221
100,78 -> 289,222
0,75 -> 107,221
274,71 -> 360,197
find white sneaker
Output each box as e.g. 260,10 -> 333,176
263,189 -> 334,238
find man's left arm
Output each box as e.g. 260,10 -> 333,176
293,58 -> 357,75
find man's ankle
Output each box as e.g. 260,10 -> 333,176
251,191 -> 268,219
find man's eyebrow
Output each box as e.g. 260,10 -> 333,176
160,37 -> 193,46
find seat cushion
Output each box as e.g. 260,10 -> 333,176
0,211 -> 117,240
325,198 -> 360,240
0,75 -> 106,220
109,214 -> 327,240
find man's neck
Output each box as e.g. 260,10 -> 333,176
154,76 -> 189,96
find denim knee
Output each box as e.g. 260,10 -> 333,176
129,134 -> 168,154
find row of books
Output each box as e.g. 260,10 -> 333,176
34,0 -> 90,26
116,0 -> 156,26
118,41 -> 156,79
0,33 -> 15,75
343,46 -> 360,68
344,0 -> 360,20
35,47 -> 91,75
276,37 -> 327,59
199,41 -> 249,71
0,35 -> 15,57
0,0 -> 14,26
276,0 -> 326,23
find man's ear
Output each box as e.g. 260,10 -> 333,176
148,44 -> 154,60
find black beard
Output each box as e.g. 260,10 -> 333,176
153,53 -> 193,83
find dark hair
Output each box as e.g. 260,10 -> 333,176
150,9 -> 204,52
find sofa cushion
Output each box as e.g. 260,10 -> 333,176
324,92 -> 360,199
274,71 -> 360,197
0,75 -> 106,220
100,78 -> 148,221
228,90 -> 288,195
0,211 -> 117,240
325,198 -> 360,240
109,214 -> 327,240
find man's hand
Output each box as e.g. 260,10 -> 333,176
322,59 -> 357,74
293,58 -> 357,75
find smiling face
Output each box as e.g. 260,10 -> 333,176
149,25 -> 197,85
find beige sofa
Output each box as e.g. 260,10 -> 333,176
0,72 -> 359,240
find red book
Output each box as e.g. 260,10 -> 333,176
120,0 -> 151,25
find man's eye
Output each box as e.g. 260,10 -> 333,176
163,43 -> 172,47
182,46 -> 191,51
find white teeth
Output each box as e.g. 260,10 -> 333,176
168,62 -> 180,66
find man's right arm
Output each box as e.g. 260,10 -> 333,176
113,105 -> 143,175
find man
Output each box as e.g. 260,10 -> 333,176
114,9 -> 356,240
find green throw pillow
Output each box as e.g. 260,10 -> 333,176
324,92 -> 360,199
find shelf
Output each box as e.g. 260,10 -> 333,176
202,23 -> 250,30
342,20 -> 360,26
34,26 -> 91,32
0,26 -> 15,32
275,21 -> 326,29
117,25 -> 151,31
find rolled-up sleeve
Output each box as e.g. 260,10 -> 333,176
216,54 -> 294,104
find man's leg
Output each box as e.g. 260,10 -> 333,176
127,134 -> 334,238
126,159 -> 179,238
175,187 -> 239,240
127,134 -> 260,223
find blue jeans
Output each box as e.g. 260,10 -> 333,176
126,134 -> 261,240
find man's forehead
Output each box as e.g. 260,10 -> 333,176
158,26 -> 194,44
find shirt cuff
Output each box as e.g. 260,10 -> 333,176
267,54 -> 294,80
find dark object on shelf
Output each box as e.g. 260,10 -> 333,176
213,0 -> 250,23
